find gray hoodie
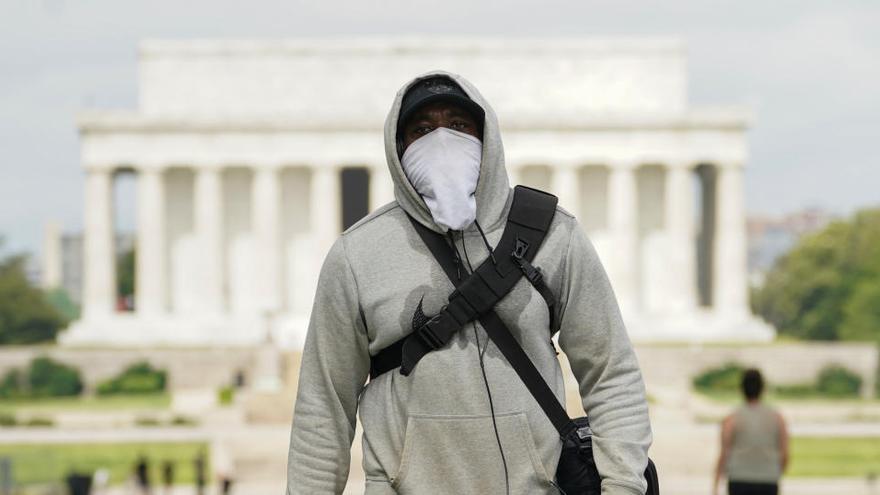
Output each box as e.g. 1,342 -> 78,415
286,70 -> 652,495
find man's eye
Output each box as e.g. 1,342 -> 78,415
414,126 -> 432,135
451,121 -> 468,130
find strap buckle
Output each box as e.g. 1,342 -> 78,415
576,424 -> 592,441
513,238 -> 529,259
416,314 -> 445,350
513,255 -> 543,285
512,237 -> 544,284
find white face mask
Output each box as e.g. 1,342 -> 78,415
401,127 -> 482,232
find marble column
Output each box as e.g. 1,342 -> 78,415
135,167 -> 167,315
664,163 -> 697,313
83,167 -> 116,318
369,164 -> 394,212
713,163 -> 748,316
551,163 -> 581,217
194,167 -> 225,314
608,162 -> 639,313
311,165 -> 341,258
253,167 -> 282,312
41,221 -> 62,290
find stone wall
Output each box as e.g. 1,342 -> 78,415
3,342 -> 875,399
633,342 -> 879,399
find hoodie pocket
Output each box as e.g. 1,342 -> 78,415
390,411 -> 553,495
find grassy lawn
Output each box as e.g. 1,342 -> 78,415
789,437 -> 880,477
0,393 -> 171,415
0,441 -> 209,485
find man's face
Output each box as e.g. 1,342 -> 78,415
400,100 -> 482,153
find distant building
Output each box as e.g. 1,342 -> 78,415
23,254 -> 43,288
41,222 -> 135,307
60,37 -> 774,348
747,208 -> 835,285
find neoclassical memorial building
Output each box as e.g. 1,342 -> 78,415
59,37 -> 773,348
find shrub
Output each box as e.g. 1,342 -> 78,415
23,416 -> 54,427
97,361 -> 167,396
816,365 -> 862,398
170,415 -> 197,426
874,346 -> 880,399
693,363 -> 745,394
773,384 -> 819,399
0,369 -> 23,398
134,416 -> 161,427
0,413 -> 16,427
218,385 -> 234,406
27,356 -> 83,397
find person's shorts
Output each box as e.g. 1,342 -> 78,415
728,480 -> 778,495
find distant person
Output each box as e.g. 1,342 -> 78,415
212,437 -> 236,495
234,370 -> 246,388
194,449 -> 207,495
219,476 -> 233,495
92,468 -> 110,495
134,454 -> 151,495
713,368 -> 789,495
161,460 -> 174,495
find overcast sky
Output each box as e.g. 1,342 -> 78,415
1,0 -> 878,257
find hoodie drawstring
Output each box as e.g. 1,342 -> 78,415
473,220 -> 497,266
445,230 -> 464,281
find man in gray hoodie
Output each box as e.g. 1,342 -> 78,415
286,70 -> 652,495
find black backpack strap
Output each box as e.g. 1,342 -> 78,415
513,252 -> 560,335
393,187 -> 576,437
369,186 -> 558,379
478,311 -> 576,437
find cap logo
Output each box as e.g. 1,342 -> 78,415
424,80 -> 455,94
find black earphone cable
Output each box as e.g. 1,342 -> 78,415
473,219 -> 497,266
468,222 -> 566,495
459,229 -> 510,495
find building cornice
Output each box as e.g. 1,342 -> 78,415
77,107 -> 751,134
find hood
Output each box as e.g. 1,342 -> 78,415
384,70 -> 511,234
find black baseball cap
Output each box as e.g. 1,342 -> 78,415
397,75 -> 485,135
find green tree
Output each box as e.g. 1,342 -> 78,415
117,247 -> 135,302
753,209 -> 880,342
839,282 -> 880,342
0,238 -> 66,344
44,286 -> 80,321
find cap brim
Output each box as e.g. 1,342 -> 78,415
397,93 -> 485,132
